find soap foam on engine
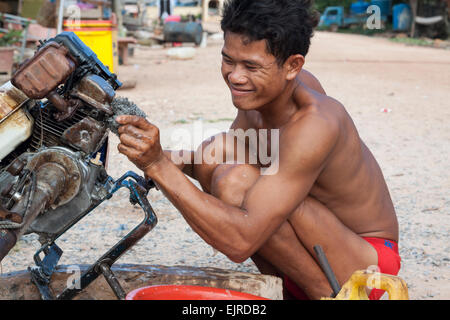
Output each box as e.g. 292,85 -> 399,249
107,96 -> 147,135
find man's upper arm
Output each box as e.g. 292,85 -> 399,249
193,111 -> 246,192
239,115 -> 339,253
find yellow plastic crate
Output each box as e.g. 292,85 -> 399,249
63,20 -> 117,73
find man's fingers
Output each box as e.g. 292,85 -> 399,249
116,116 -> 160,143
117,143 -> 141,160
116,115 -> 153,130
119,133 -> 146,151
116,116 -> 162,171
118,123 -> 148,138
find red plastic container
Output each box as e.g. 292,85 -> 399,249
126,285 -> 270,300
164,15 -> 181,23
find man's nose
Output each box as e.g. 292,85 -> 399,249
228,66 -> 247,85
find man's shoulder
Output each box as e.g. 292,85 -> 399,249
293,72 -> 347,125
290,98 -> 342,137
298,69 -> 326,95
277,100 -> 343,166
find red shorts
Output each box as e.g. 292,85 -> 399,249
284,237 -> 401,300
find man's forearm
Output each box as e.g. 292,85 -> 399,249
163,150 -> 195,178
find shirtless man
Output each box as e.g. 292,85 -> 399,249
116,0 -> 400,300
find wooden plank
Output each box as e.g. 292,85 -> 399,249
0,264 -> 283,300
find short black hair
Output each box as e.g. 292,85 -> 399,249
221,0 -> 319,65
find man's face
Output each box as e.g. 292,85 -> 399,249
221,32 -> 288,111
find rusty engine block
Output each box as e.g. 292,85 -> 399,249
0,32 -> 157,300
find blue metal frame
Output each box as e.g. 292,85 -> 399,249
30,171 -> 158,300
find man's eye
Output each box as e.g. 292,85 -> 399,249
246,65 -> 257,71
223,58 -> 233,64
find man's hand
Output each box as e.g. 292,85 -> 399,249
116,115 -> 165,172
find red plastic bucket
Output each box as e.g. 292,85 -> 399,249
126,285 -> 269,300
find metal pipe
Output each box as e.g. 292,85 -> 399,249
56,176 -> 157,300
313,244 -> 341,297
20,22 -> 29,62
98,262 -> 126,300
57,0 -> 66,34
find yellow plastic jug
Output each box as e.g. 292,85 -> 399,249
322,270 -> 409,300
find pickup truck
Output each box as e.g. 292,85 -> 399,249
319,5 -> 387,31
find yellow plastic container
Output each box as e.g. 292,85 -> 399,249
63,20 -> 117,73
321,270 -> 409,300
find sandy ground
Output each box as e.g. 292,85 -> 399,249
1,25 -> 449,300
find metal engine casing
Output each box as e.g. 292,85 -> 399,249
26,147 -> 108,238
0,32 -> 122,244
0,104 -> 111,242
0,82 -> 34,161
0,32 -> 161,300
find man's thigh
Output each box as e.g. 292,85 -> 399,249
287,197 -> 378,286
210,163 -> 378,298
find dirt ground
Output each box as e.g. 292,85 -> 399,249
1,23 -> 449,300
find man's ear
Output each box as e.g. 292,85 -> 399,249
284,54 -> 305,81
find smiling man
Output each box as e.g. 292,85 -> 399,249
116,0 -> 400,300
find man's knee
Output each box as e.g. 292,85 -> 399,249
287,196 -> 321,225
210,163 -> 260,207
